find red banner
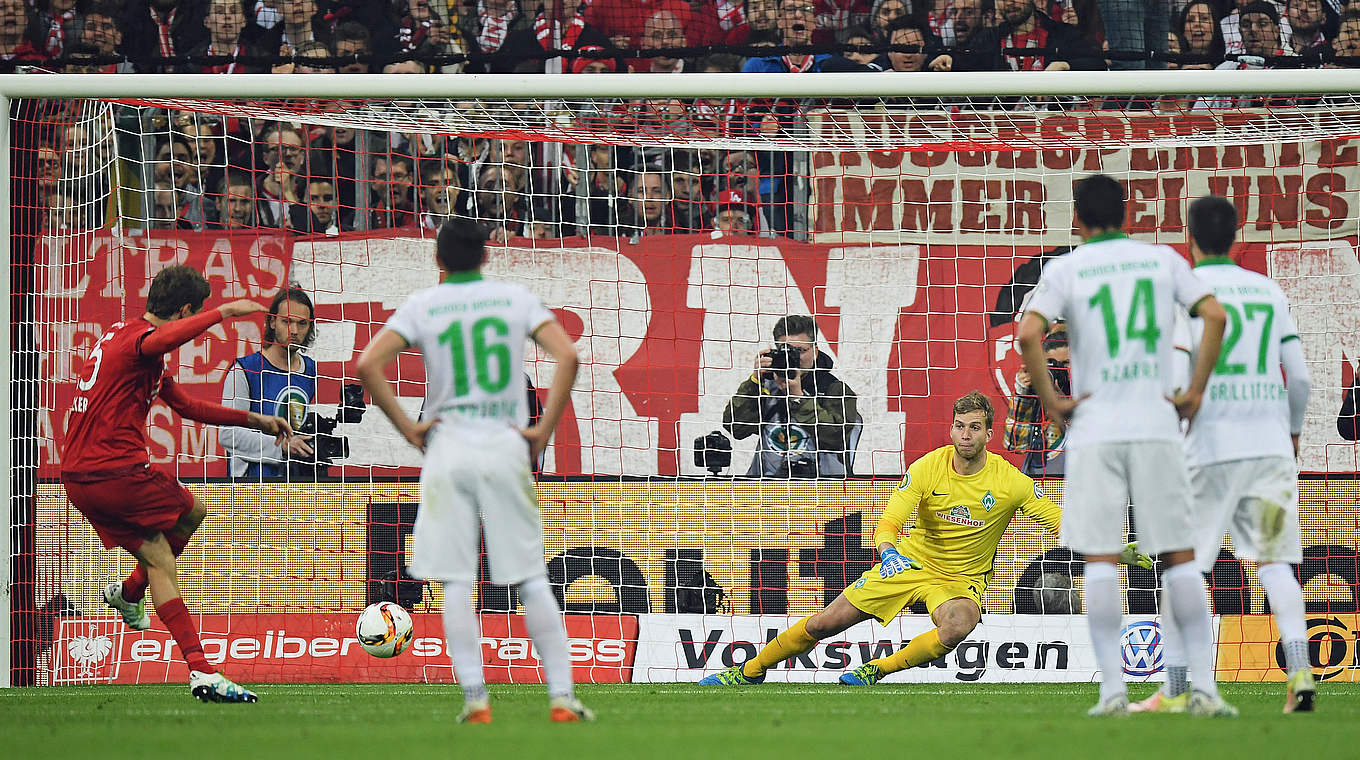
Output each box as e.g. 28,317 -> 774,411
35,229 -> 1360,476
51,613 -> 638,685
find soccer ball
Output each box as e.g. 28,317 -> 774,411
356,601 -> 414,658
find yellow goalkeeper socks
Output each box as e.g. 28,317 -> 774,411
742,616 -> 817,679
871,629 -> 952,675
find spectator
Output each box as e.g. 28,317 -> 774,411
1177,0 -> 1225,67
1339,366 -> 1359,440
121,0 -> 209,72
571,44 -> 617,73
273,0 -> 326,48
671,151 -> 707,232
417,159 -> 464,231
504,0 -> 612,73
459,0 -> 530,73
745,1 -> 847,72
161,136 -> 209,229
962,0 -> 1105,71
178,119 -> 226,206
578,143 -> 628,232
369,154 -> 416,228
1166,29 -> 1187,68
838,24 -> 882,67
1222,0 -> 1292,55
632,9 -> 689,72
332,20 -> 371,73
1093,0 -> 1168,70
220,287 -> 319,479
740,0 -> 783,41
0,0 -> 43,64
710,188 -> 756,235
1231,1 -> 1285,60
74,3 -> 126,66
723,314 -> 860,478
524,204 -> 559,239
883,17 -> 950,70
951,0 -> 994,47
1004,323 -> 1069,476
290,177 -> 346,234
720,149 -> 771,232
1327,7 -> 1360,63
210,171 -> 261,229
256,123 -> 306,228
1286,0 -> 1331,52
148,182 -> 194,230
585,0 -> 722,49
621,170 -> 672,236
191,0 -> 262,73
870,0 -> 914,37
473,163 -> 528,242
394,0 -> 461,71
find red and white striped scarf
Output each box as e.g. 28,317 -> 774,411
783,54 -> 816,72
716,0 -> 744,31
203,42 -> 242,74
476,0 -> 518,53
151,7 -> 177,58
533,13 -> 586,50
44,9 -> 77,57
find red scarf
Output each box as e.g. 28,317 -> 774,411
152,7 -> 177,58
782,54 -> 816,72
44,9 -> 77,57
534,13 -> 586,50
477,0 -> 517,53
716,0 -> 744,31
1004,24 -> 1049,71
202,42 -> 242,74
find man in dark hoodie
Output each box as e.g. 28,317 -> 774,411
724,315 -> 860,478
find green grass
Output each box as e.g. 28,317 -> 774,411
3,682 -> 1355,759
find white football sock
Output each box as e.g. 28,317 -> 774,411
1084,562 -> 1126,701
1163,561 -> 1218,698
520,574 -> 575,700
441,581 -> 488,703
1158,588 -> 1188,697
1257,562 -> 1309,673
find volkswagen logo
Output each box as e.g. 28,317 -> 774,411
1120,620 -> 1164,676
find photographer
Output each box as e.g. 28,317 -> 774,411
723,315 -> 859,478
1003,323 -> 1069,476
220,287 -> 365,478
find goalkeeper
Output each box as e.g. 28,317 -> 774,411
701,391 -> 1151,686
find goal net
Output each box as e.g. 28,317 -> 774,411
9,72 -> 1360,688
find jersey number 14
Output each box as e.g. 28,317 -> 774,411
1088,278 -> 1161,356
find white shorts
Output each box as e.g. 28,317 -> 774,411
1189,456 -> 1301,572
406,426 -> 546,586
1062,440 -> 1194,556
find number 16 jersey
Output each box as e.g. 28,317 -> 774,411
1024,233 -> 1211,449
384,272 -> 554,432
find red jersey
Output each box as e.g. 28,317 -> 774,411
61,310 -> 250,475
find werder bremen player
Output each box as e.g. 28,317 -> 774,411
698,391 -> 1151,687
1019,174 -> 1233,717
1131,195 -> 1315,715
356,218 -> 592,724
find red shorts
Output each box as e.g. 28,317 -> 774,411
61,465 -> 195,552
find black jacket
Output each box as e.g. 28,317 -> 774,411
956,11 -> 1104,72
121,0 -> 209,72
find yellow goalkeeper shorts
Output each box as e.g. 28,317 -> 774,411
842,564 -> 986,625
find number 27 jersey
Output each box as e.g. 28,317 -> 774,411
1024,235 -> 1210,448
383,274 -> 554,431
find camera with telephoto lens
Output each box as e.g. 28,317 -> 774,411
765,343 -> 803,380
289,383 -> 367,479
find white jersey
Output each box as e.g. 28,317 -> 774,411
1178,260 -> 1300,467
1024,233 -> 1211,448
383,273 -> 554,431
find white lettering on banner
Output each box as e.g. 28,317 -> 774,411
489,246 -> 655,477
824,247 -> 918,475
1266,243 -> 1360,471
808,112 -> 1359,245
177,324 -> 229,384
634,613 -> 1143,684
679,244 -> 812,476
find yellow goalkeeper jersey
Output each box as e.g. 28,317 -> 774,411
873,445 -> 1062,578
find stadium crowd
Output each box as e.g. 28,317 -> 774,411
16,0 -> 1357,239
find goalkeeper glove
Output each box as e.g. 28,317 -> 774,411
879,547 -> 922,578
1119,541 -> 1154,570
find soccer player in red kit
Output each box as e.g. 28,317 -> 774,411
60,265 -> 292,703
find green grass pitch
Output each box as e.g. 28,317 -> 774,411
3,683 -> 1356,759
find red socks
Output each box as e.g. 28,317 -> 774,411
122,533 -> 191,604
155,597 -> 214,675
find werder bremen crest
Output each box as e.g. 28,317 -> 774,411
982,490 -> 996,512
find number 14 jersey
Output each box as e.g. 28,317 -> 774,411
1024,233 -> 1211,449
384,272 -> 554,431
